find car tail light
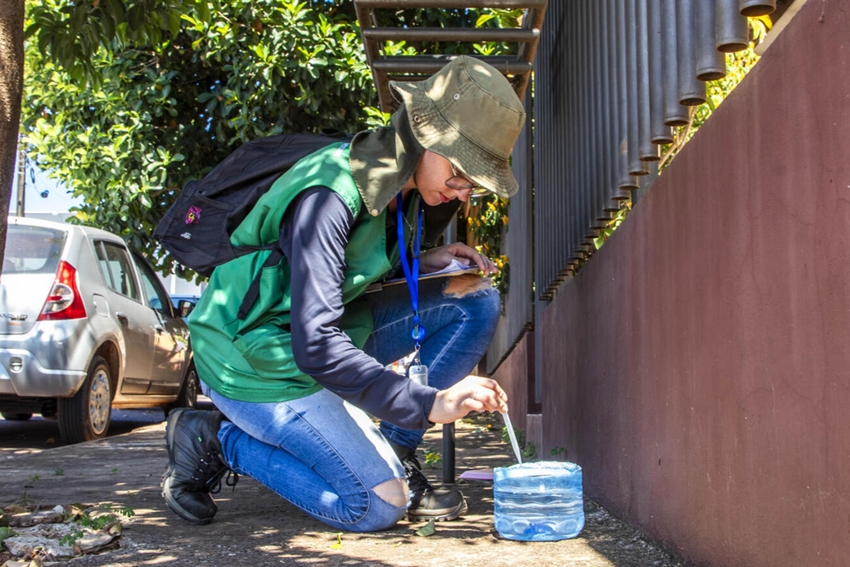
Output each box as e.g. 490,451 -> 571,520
37,260 -> 87,321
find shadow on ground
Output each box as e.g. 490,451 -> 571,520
0,412 -> 693,567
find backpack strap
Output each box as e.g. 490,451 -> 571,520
237,248 -> 284,320
236,187 -> 366,321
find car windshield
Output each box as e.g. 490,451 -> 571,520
3,224 -> 66,275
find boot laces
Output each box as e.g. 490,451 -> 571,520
210,469 -> 239,495
189,450 -> 239,493
400,454 -> 432,494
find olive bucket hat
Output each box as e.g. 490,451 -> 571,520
390,56 -> 527,198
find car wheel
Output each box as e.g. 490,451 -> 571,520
166,363 -> 199,414
58,355 -> 113,443
1,412 -> 33,421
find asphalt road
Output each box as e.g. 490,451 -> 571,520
0,398 -> 214,451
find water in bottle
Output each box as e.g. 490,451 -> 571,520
493,461 -> 585,541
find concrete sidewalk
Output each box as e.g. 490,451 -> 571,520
0,413 -> 691,566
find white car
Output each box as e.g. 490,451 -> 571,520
0,216 -> 197,443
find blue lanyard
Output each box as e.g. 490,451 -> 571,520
396,192 -> 426,346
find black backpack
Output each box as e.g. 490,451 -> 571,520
154,131 -> 352,318
154,131 -> 351,278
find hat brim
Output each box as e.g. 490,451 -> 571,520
391,81 -> 519,199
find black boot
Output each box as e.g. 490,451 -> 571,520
390,442 -> 467,522
162,408 -> 237,525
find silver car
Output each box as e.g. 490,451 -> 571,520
0,216 -> 197,443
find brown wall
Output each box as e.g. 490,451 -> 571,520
536,2 -> 850,565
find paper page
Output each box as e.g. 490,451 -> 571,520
423,258 -> 476,278
367,259 -> 480,293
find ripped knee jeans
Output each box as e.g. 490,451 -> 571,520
363,274 -> 501,450
204,383 -> 408,532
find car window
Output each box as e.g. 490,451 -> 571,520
132,253 -> 174,318
95,241 -> 141,300
3,225 -> 66,275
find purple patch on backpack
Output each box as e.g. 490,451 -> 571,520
185,206 -> 201,224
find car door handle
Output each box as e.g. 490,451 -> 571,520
116,312 -> 128,323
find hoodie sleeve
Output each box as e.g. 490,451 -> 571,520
281,186 -> 436,430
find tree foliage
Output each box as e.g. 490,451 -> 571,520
22,0 -> 379,276
21,1 -> 523,278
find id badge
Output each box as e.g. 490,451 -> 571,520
408,364 -> 429,386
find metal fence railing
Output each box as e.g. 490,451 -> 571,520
533,0 -> 759,301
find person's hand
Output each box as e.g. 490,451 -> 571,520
428,375 -> 508,424
420,243 -> 497,275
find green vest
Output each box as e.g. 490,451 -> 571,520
188,142 -> 403,402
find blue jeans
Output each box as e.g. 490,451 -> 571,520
203,275 -> 500,532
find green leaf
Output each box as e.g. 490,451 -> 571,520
69,5 -> 87,37
127,4 -> 144,34
197,1 -> 211,24
103,0 -> 127,24
415,519 -> 436,537
101,11 -> 116,41
0,526 -> 17,542
476,13 -> 496,27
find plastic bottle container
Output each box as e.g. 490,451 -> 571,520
493,461 -> 585,541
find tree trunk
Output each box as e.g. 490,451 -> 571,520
0,0 -> 25,266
